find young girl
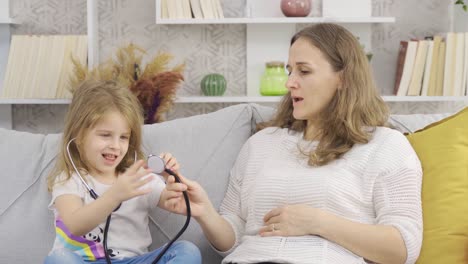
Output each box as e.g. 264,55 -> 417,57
44,80 -> 201,264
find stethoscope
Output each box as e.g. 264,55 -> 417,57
66,138 -> 191,264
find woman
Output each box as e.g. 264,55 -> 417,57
164,23 -> 423,264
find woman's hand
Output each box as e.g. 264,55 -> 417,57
159,173 -> 213,219
259,204 -> 324,237
109,160 -> 154,203
159,152 -> 180,178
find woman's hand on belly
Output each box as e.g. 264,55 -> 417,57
258,204 -> 325,237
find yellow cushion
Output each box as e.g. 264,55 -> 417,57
406,107 -> 468,263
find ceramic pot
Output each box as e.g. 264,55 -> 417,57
280,0 -> 312,17
201,73 -> 227,96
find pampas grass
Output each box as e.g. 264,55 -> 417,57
70,43 -> 185,123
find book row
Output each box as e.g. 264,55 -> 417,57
0,35 -> 87,99
394,32 -> 468,97
160,0 -> 224,19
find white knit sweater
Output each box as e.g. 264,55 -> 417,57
218,127 -> 422,264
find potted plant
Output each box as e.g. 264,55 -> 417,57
456,0 -> 467,11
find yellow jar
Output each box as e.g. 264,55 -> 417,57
260,61 -> 288,96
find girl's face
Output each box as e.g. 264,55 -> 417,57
286,37 -> 342,124
81,110 -> 131,179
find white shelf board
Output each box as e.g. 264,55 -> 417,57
155,17 -> 395,25
0,96 -> 466,104
0,98 -> 72,104
0,18 -> 20,24
176,96 -> 283,103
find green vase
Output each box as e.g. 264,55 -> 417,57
201,73 -> 226,96
260,61 -> 288,96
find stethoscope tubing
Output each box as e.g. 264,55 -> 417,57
65,138 -> 191,264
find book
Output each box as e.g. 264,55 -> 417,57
427,36 -> 442,96
407,40 -> 429,96
161,0 -> 169,19
435,41 -> 446,96
190,0 -> 204,18
396,41 -> 418,96
1,35 -> 88,99
166,0 -> 178,18
181,0 -> 192,19
393,41 -> 408,95
452,32 -> 465,96
443,32 -> 456,96
420,40 -> 434,96
213,0 -> 224,18
23,35 -> 41,98
463,33 -> 468,95
200,0 -> 215,19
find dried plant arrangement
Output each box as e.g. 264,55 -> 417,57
70,44 -> 185,123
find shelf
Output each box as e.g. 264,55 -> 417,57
0,18 -> 20,24
0,99 -> 72,104
176,96 -> 282,103
1,96 -> 467,104
155,16 -> 396,25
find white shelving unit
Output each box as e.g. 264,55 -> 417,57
0,0 -> 96,129
155,0 -> 395,98
1,1 -> 464,129
0,0 -> 20,129
154,17 -> 395,25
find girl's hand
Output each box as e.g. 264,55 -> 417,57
109,160 -> 154,203
159,152 -> 180,178
259,204 -> 325,237
159,173 -> 212,219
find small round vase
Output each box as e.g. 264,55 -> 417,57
200,73 -> 227,96
280,0 -> 312,17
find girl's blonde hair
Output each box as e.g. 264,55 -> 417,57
47,79 -> 145,191
258,23 -> 389,166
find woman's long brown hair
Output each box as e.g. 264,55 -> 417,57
259,23 -> 389,166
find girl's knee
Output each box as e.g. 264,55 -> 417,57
172,240 -> 201,263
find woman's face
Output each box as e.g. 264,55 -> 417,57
286,37 -> 342,124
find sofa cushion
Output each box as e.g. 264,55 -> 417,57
143,104 -> 255,263
405,107 -> 468,264
0,104 -> 255,264
0,130 -> 60,263
388,113 -> 451,133
249,103 -> 453,134
250,103 -> 275,126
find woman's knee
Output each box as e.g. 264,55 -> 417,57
44,248 -> 84,264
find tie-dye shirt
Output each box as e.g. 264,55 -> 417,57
48,172 -> 165,260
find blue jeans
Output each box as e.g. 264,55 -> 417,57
44,241 -> 201,264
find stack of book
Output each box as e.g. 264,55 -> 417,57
160,0 -> 224,19
394,33 -> 468,97
0,35 -> 88,99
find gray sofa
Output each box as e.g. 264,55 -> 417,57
0,103 -> 449,263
